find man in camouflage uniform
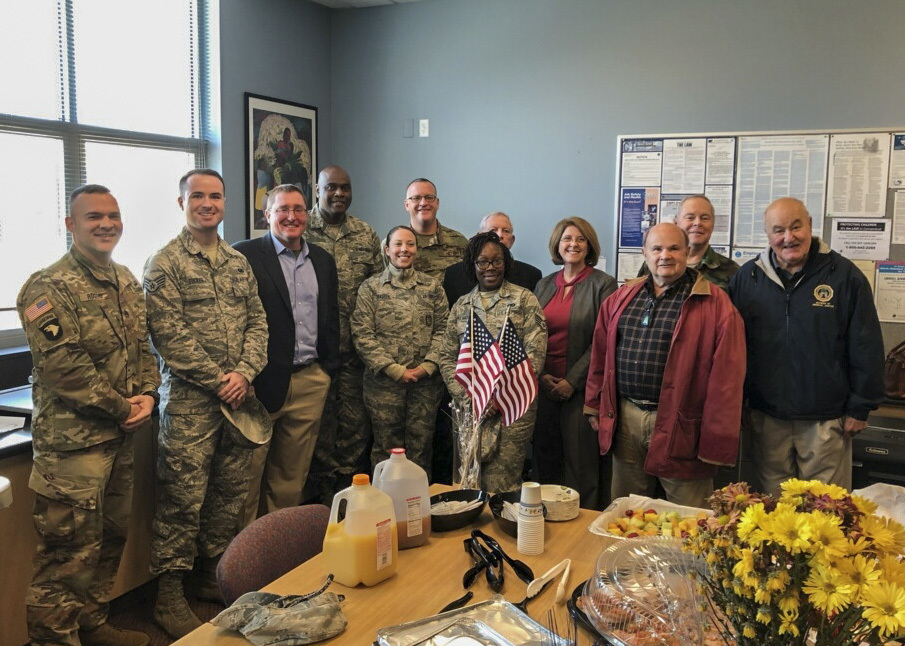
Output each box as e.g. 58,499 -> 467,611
639,195 -> 738,290
405,178 -> 468,279
144,169 -> 268,638
304,165 -> 382,501
351,225 -> 449,473
18,184 -> 160,646
439,233 -> 547,493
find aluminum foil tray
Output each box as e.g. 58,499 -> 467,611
376,596 -> 570,646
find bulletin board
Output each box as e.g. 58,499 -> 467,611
614,129 -> 905,323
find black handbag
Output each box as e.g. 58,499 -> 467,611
884,340 -> 905,399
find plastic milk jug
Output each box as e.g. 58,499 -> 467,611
323,474 -> 398,586
373,448 -> 431,549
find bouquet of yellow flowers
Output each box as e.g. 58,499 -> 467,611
684,479 -> 905,646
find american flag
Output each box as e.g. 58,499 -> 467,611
454,311 -> 504,420
493,316 -> 537,426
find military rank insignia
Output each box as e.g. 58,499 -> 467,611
143,275 -> 166,294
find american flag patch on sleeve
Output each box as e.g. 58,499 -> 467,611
25,296 -> 53,321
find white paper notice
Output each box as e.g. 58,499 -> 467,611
894,191 -> 905,245
705,138 -> 735,185
662,139 -> 706,194
659,196 -> 684,224
705,185 -> 733,247
617,252 -> 646,283
875,262 -> 905,322
621,139 -> 663,187
852,260 -> 876,293
889,134 -> 905,188
831,219 -> 891,260
827,133 -> 889,218
734,135 -> 829,247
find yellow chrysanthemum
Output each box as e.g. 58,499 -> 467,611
852,494 -> 878,516
837,553 -> 883,595
847,535 -> 871,556
861,580 -> 905,638
763,506 -> 812,553
756,605 -> 772,624
779,478 -> 813,497
806,510 -> 848,558
778,610 -> 800,637
861,514 -> 898,552
732,549 -> 755,578
737,503 -> 767,543
803,562 -> 854,614
754,586 -> 772,604
742,622 -> 756,638
765,568 -> 791,592
879,554 -> 905,586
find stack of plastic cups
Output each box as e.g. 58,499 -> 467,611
517,481 -> 544,555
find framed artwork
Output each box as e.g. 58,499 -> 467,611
245,92 -> 317,238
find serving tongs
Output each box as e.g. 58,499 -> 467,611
470,529 -> 535,584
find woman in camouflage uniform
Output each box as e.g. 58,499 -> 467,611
440,232 -> 547,493
351,226 -> 449,475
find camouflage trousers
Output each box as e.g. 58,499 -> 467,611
307,353 -> 371,504
473,402 -> 536,495
364,370 -> 444,477
151,407 -> 252,574
27,435 -> 133,646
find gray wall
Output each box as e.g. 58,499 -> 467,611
219,0 -> 333,242
326,0 -> 905,280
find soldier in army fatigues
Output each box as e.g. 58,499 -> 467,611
404,178 -> 468,279
440,232 -> 547,494
18,185 -> 160,646
351,226 -> 449,474
144,170 -> 269,639
304,165 -> 382,502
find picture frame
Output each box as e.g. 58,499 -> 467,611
245,92 -> 318,238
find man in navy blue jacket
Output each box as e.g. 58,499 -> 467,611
729,197 -> 884,494
234,184 -> 339,526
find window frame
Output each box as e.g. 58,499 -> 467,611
0,0 -> 214,347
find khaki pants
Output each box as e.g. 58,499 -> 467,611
612,398 -> 712,508
242,363 -> 331,526
749,409 -> 851,495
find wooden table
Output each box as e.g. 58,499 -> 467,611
175,488 -> 614,645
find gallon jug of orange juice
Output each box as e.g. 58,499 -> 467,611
323,474 -> 398,587
373,448 -> 431,549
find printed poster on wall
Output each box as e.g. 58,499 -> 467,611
734,134 -> 829,247
830,219 -> 891,260
875,262 -> 905,322
662,138 -> 706,194
826,133 -> 890,218
621,139 -> 663,187
619,187 -> 660,248
890,134 -> 905,188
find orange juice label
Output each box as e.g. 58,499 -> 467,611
405,496 -> 423,536
376,518 -> 393,571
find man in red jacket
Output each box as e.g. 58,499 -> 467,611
584,223 -> 745,507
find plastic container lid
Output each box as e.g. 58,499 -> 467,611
352,473 -> 370,486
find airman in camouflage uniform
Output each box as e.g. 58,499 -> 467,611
304,166 -> 382,502
351,226 -> 449,474
17,184 -> 160,646
440,234 -> 546,494
144,170 -> 269,638
404,178 -> 468,279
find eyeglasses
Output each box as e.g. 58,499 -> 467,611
641,297 -> 655,327
272,206 -> 306,216
407,194 -> 437,203
474,258 -> 504,270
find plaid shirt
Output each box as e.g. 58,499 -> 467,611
615,269 -> 694,402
